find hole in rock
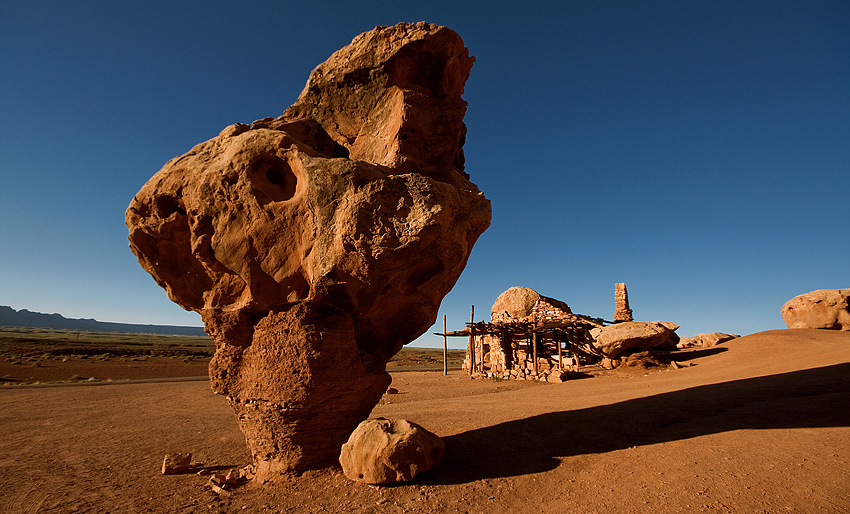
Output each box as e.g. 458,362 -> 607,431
266,166 -> 286,185
154,195 -> 185,218
251,158 -> 298,204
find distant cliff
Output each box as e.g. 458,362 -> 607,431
0,306 -> 207,336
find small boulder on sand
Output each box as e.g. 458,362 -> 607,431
339,418 -> 444,485
161,453 -> 192,475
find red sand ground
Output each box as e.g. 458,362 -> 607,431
1,329 -> 848,513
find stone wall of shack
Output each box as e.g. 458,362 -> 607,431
464,298 -> 583,379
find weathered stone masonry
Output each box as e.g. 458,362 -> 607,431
614,282 -> 633,322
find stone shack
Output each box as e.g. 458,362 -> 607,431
456,287 -> 606,381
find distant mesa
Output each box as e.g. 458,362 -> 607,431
781,288 -> 850,331
0,306 -> 207,336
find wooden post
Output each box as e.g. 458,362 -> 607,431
468,305 -> 475,375
556,329 -> 563,371
480,332 -> 485,373
443,315 -> 448,376
532,331 -> 539,375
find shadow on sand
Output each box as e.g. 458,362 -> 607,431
425,363 -> 850,485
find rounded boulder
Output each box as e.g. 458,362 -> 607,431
781,289 -> 850,331
339,418 -> 444,485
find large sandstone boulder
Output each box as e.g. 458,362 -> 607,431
126,22 -> 490,480
339,418 -> 444,485
781,289 -> 850,331
589,321 -> 678,359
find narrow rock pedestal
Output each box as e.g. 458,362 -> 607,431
206,306 -> 391,477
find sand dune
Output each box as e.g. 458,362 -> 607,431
1,329 -> 848,513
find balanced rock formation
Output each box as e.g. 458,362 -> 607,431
589,321 -> 679,360
126,22 -> 490,480
781,289 -> 850,331
339,418 -> 444,485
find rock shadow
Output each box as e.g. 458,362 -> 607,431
425,363 -> 850,485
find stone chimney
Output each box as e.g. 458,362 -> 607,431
614,283 -> 633,322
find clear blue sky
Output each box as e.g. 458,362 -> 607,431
1,1 -> 848,348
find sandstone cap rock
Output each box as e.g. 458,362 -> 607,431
491,286 -> 572,320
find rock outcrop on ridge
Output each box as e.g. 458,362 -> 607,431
781,289 -> 850,331
126,22 -> 490,480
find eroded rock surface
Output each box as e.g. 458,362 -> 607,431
781,289 -> 850,331
339,418 -> 444,485
126,22 -> 490,479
